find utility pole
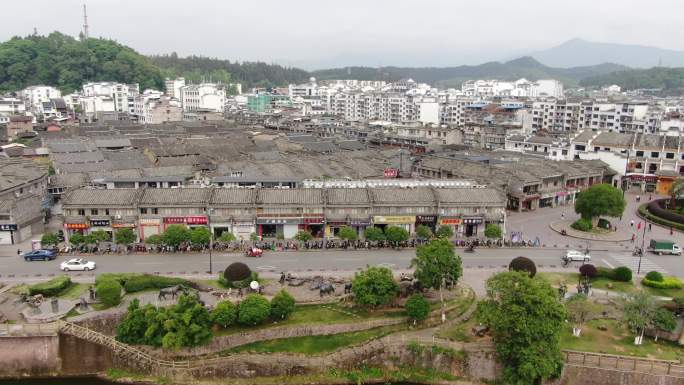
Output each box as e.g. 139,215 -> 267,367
637,221 -> 647,275
82,4 -> 90,40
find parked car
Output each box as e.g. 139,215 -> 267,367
564,250 -> 591,262
60,258 -> 96,272
648,239 -> 682,255
22,249 -> 57,261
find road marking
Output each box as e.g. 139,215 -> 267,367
256,265 -> 278,270
609,254 -> 667,274
601,259 -> 615,269
134,262 -> 165,265
335,258 -> 361,261
377,263 -> 395,267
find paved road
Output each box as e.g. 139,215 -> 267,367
0,247 -> 654,278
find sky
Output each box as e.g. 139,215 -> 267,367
2,0 -> 684,69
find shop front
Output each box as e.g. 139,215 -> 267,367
256,217 -> 301,239
163,216 -> 208,230
325,217 -> 349,238
112,221 -> 137,241
0,223 -> 18,245
372,215 -> 416,233
628,174 -> 657,192
463,217 -> 484,237
89,218 -> 113,240
415,215 -> 437,231
350,218 -> 371,239
232,217 -> 255,240
302,216 -> 325,238
65,222 -> 88,242
139,218 -> 161,240
438,217 -> 462,235
539,193 -> 555,208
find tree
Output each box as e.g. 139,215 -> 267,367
509,256 -> 537,278
218,232 -> 236,242
238,294 -> 271,326
384,226 -> 409,246
145,234 -> 163,245
162,224 -> 190,247
189,226 -> 211,246
622,290 -> 658,345
565,294 -> 599,337
114,228 -> 136,246
435,225 -> 454,239
83,234 -> 97,250
41,232 -> 59,247
69,232 -> 85,247
405,294 -> 431,324
90,229 -> 110,242
579,264 -> 598,279
415,224 -> 433,241
270,290 -> 296,320
476,271 -> 566,385
574,183 -> 626,226
669,178 -> 684,207
412,238 -> 463,322
212,300 -> 238,328
249,232 -> 259,242
294,230 -> 313,243
338,226 -> 358,241
352,266 -> 399,308
484,223 -> 502,239
159,294 -> 213,349
364,227 -> 385,242
653,308 -> 677,341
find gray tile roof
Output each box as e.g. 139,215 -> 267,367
139,188 -> 212,206
210,189 -> 256,205
434,188 -> 505,205
52,151 -> 105,164
0,159 -> 47,193
257,189 -> 323,205
326,188 -> 370,205
592,132 -> 634,147
62,188 -> 140,206
94,138 -> 132,148
371,187 -> 434,204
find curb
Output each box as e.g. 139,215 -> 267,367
549,221 -> 631,243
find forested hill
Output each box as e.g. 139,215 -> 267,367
0,32 -> 164,93
311,57 -> 628,88
580,67 -> 684,91
149,54 -> 310,89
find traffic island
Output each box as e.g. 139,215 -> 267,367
549,220 -> 632,242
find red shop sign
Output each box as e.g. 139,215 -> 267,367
186,216 -> 208,225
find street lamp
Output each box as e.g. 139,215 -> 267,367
208,207 -> 215,275
637,220 -> 647,275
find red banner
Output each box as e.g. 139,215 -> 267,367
163,216 -> 208,225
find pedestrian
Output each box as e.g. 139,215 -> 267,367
671,227 -> 674,236
630,220 -> 634,227
649,194 -> 652,201
631,234 -> 636,243
636,195 -> 640,202
561,210 -> 565,219
648,223 -> 652,232
16,248 -> 21,256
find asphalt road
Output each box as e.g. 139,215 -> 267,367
0,247 -> 667,278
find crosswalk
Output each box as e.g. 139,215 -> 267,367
606,254 -> 668,274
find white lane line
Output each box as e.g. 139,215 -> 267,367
256,265 -> 278,270
134,262 -> 165,265
377,263 -> 395,267
601,259 -> 615,269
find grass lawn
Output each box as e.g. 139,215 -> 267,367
560,319 -> 684,360
58,283 -> 90,300
642,285 -> 684,298
437,317 -> 479,343
214,303 -> 401,336
537,272 -> 637,294
224,326 -> 397,355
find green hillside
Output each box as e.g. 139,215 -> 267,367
580,67 -> 684,90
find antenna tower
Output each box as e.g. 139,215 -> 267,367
82,4 -> 90,39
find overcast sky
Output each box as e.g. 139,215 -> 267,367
2,0 -> 683,69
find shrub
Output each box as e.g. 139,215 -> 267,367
97,279 -> 122,307
364,227 -> 385,242
218,232 -> 236,242
219,271 -> 258,289
352,266 -> 399,307
224,262 -> 252,282
238,294 -> 271,326
579,264 -> 598,278
596,267 -> 614,279
508,256 -> 537,277
28,276 -> 72,297
123,275 -> 188,293
435,225 -> 454,239
597,218 -> 611,229
645,271 -> 664,282
415,224 -> 433,240
212,300 -> 238,328
294,230 -> 313,242
41,232 -> 59,247
642,276 -> 684,290
270,290 -> 296,320
405,294 -> 431,322
484,224 -> 502,239
570,218 -> 593,232
338,226 -> 358,241
612,266 -> 633,282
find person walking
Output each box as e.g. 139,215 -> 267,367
630,220 -> 635,228
631,234 -> 636,243
561,210 -> 566,220
648,223 -> 652,232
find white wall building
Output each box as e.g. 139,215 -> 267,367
180,83 -> 226,112
82,82 -> 137,113
165,77 -> 186,99
20,85 -> 61,113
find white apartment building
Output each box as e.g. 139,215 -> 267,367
20,85 -> 61,113
289,78 -> 319,98
0,97 -> 26,115
165,77 -> 186,99
416,96 -> 440,125
180,83 -> 226,112
461,79 -> 563,98
80,95 -> 116,116
82,82 -> 138,113
530,100 -> 651,133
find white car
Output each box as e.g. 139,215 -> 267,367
564,250 -> 591,262
60,258 -> 96,272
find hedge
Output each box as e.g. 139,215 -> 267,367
219,271 -> 259,289
123,275 -> 189,293
639,203 -> 684,232
96,280 -> 122,307
571,218 -> 592,232
596,266 -> 632,282
642,276 -> 684,290
596,267 -> 614,280
29,276 -> 72,297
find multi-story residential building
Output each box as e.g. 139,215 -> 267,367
60,184 -> 506,241
0,159 -> 48,244
0,97 -> 26,115
180,83 -> 226,112
461,79 -> 563,98
20,85 -> 62,114
165,77 -> 186,99
6,116 -> 34,140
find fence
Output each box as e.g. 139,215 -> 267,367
0,322 -> 60,336
564,350 -> 684,378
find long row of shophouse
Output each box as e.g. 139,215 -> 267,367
60,185 -> 506,243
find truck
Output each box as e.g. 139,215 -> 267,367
649,239 -> 682,255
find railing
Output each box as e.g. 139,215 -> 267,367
0,322 -> 60,336
564,350 -> 684,377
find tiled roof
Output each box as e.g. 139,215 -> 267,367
62,188 -> 140,206
140,188 -> 212,205
326,188 -> 370,205
371,187 -> 434,204
257,189 -> 323,205
435,188 -> 505,204
210,189 -> 256,205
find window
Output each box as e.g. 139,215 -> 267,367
105,209 -> 110,215
152,208 -> 159,214
635,162 -> 643,169
140,208 -> 148,214
649,164 -> 658,173
636,151 -> 644,157
666,153 -> 675,159
91,209 -> 98,215
78,209 -> 85,216
651,152 -> 659,158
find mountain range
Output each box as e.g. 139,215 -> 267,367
530,38 -> 684,68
